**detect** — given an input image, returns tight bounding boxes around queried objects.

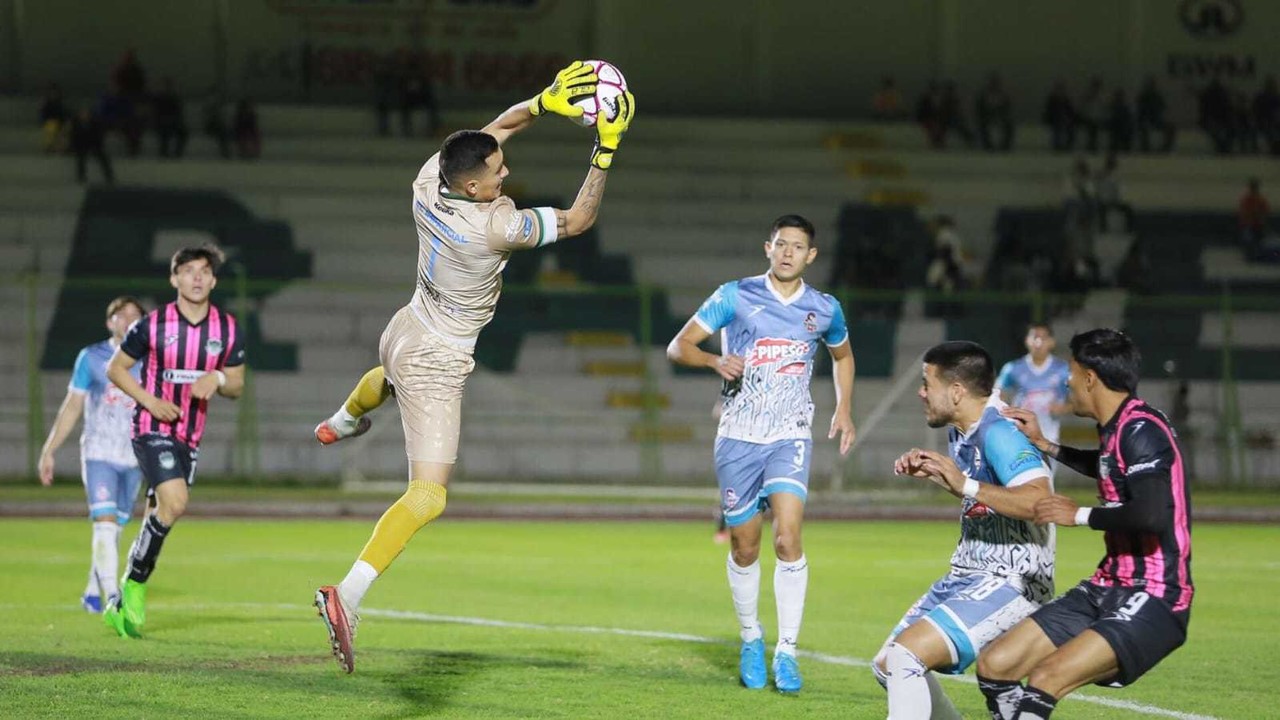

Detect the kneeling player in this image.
[976,329,1193,719]
[876,342,1054,719]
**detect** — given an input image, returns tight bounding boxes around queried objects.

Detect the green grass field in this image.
[0,519,1274,719]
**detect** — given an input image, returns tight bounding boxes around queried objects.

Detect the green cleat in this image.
[102,597,129,638]
[120,579,147,638]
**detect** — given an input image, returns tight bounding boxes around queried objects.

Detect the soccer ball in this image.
[572,60,628,128]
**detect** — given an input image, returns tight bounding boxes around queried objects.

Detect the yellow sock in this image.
[357,480,447,573]
[343,366,392,418]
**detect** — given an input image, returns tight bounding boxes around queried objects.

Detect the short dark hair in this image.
[770,214,816,246]
[1069,328,1141,394]
[170,243,226,275]
[1027,322,1053,336]
[105,295,144,320]
[923,341,995,396]
[439,130,500,189]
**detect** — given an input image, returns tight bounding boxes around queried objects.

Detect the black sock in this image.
[977,675,1024,720]
[126,513,172,583]
[1015,685,1058,720]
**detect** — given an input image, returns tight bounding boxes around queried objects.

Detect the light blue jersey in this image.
[995,354,1070,443]
[69,339,140,468]
[695,275,848,444]
[948,397,1055,603]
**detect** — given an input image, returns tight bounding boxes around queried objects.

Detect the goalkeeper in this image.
[313,61,635,674]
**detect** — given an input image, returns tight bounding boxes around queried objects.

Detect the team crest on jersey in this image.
[206,338,224,356]
[803,312,817,333]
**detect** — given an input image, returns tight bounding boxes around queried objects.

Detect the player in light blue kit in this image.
[996,323,1070,475]
[38,296,145,613]
[668,215,857,694]
[875,341,1055,719]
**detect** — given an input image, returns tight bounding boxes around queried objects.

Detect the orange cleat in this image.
[314,416,372,446]
[314,585,358,673]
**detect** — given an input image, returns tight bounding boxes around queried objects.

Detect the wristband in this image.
[216,370,227,387]
[962,478,980,499]
[1074,507,1092,527]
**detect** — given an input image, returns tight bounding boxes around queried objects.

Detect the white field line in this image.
[22,600,1213,720]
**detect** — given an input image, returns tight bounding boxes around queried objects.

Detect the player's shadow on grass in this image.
[0,652,149,676]
[381,649,583,717]
[684,639,739,680]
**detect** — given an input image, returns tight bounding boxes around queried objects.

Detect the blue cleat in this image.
[773,653,803,694]
[739,634,767,689]
[81,594,101,613]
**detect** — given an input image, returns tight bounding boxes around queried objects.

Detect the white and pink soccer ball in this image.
[572,59,628,128]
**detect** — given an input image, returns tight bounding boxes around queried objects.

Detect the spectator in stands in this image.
[1252,76,1280,155]
[916,81,945,148]
[96,82,142,157]
[1042,80,1075,152]
[112,49,147,104]
[202,93,231,159]
[925,243,965,317]
[1075,77,1104,153]
[153,78,188,159]
[1095,154,1134,233]
[1136,76,1175,153]
[939,81,975,148]
[1106,89,1134,155]
[1062,159,1098,274]
[233,98,261,159]
[69,108,114,184]
[976,72,1014,151]
[399,53,441,137]
[1199,77,1235,154]
[39,82,69,153]
[1238,177,1270,254]
[1233,90,1259,154]
[373,55,397,137]
[871,76,905,120]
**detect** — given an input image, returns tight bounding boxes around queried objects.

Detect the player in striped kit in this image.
[667,215,857,694]
[977,329,1194,720]
[38,296,145,614]
[102,244,246,638]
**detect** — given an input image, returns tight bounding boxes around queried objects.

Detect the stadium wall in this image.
[1,0,1276,121]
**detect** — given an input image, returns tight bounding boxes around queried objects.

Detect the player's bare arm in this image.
[481,60,599,144]
[190,364,245,401]
[1001,405,1102,478]
[666,318,744,382]
[37,390,86,486]
[827,339,856,455]
[897,448,1051,521]
[107,347,180,422]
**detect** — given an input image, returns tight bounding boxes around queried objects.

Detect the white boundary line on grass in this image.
[155,601,1216,720]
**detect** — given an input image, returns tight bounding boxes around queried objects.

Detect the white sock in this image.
[84,566,98,597]
[91,522,121,599]
[726,554,762,642]
[330,407,359,434]
[337,559,379,611]
[925,671,963,720]
[774,554,808,656]
[885,642,932,720]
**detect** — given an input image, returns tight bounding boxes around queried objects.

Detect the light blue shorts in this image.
[884,569,1040,673]
[83,460,143,524]
[713,437,812,527]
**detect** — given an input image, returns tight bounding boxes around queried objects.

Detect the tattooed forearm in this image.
[563,167,609,237]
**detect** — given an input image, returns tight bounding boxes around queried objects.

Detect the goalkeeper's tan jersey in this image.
[406,153,556,351]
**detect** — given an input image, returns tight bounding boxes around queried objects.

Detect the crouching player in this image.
[876,341,1055,719]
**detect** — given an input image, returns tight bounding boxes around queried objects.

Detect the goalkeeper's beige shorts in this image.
[379,306,475,464]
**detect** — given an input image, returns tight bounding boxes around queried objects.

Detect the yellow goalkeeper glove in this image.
[529,61,597,118]
[591,90,635,170]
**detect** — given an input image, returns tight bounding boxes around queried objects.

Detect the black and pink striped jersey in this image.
[1089,396,1194,614]
[119,302,245,449]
